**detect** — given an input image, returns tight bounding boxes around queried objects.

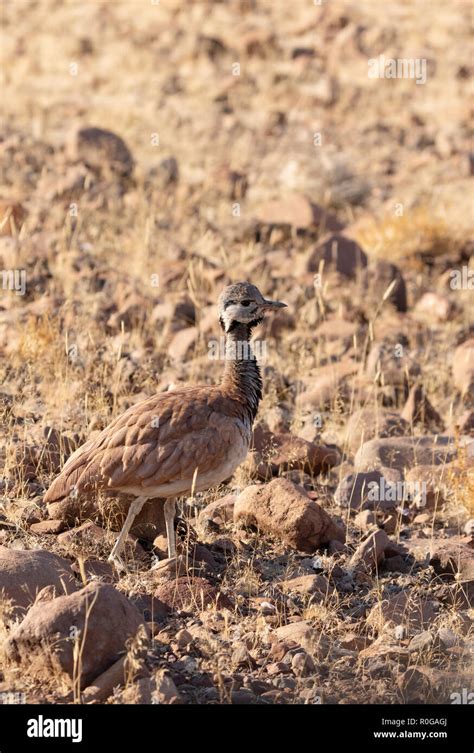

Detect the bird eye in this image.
[241,300,252,306]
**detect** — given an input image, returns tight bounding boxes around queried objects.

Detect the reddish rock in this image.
[350,529,393,571]
[429,536,474,581]
[254,194,342,232]
[4,582,146,688]
[197,494,236,531]
[306,233,367,278]
[278,574,332,597]
[455,410,474,435]
[151,295,195,330]
[414,292,454,322]
[253,431,340,479]
[68,126,134,178]
[0,546,78,619]
[365,341,420,392]
[154,577,232,612]
[404,465,450,510]
[57,520,146,560]
[296,361,356,409]
[401,383,443,429]
[354,510,377,530]
[367,592,437,631]
[354,436,458,473]
[334,470,399,511]
[274,621,314,648]
[366,260,407,312]
[453,339,474,401]
[358,636,410,664]
[168,326,198,361]
[344,408,409,454]
[47,494,165,543]
[30,519,66,535]
[234,478,345,552]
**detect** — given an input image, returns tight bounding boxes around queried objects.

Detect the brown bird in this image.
[44,282,286,568]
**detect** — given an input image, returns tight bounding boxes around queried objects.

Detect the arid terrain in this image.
[0,0,472,706]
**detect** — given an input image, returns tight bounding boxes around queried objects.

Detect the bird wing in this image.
[43,386,250,503]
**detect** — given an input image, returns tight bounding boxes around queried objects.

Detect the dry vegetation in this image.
[0,0,472,706]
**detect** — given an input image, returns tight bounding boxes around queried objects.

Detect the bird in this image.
[43,282,287,569]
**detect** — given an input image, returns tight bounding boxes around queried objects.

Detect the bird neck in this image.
[221,322,262,425]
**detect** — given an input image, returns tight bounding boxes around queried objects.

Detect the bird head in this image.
[218,281,287,333]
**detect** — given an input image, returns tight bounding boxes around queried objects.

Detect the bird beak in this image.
[262,298,287,310]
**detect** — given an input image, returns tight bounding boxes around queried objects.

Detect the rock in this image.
[128,592,169,622]
[153,577,232,612]
[429,536,474,581]
[232,643,255,669]
[296,359,358,409]
[68,126,134,178]
[255,432,340,478]
[82,655,148,703]
[414,292,454,322]
[0,546,78,619]
[401,383,443,429]
[306,234,367,278]
[148,156,179,189]
[234,478,345,552]
[354,436,458,474]
[4,582,146,688]
[437,627,462,649]
[334,470,399,511]
[197,494,236,531]
[47,494,166,543]
[398,666,433,701]
[339,633,371,652]
[358,635,410,665]
[367,592,437,631]
[278,574,332,597]
[344,408,409,454]
[152,534,169,559]
[168,326,198,361]
[115,676,153,704]
[383,554,409,573]
[72,558,116,583]
[354,510,377,530]
[365,341,420,394]
[408,630,437,653]
[314,318,359,345]
[366,260,407,312]
[57,521,146,560]
[30,519,66,535]
[453,338,474,402]
[152,669,181,704]
[291,650,316,676]
[274,621,321,653]
[456,410,474,435]
[404,465,449,510]
[254,194,342,232]
[349,529,393,571]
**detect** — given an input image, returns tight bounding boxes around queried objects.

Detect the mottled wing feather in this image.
[44,386,249,503]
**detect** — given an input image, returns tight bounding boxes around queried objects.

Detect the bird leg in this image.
[108,495,147,567]
[163,497,176,559]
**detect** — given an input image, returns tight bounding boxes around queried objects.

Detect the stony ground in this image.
[0,0,472,706]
